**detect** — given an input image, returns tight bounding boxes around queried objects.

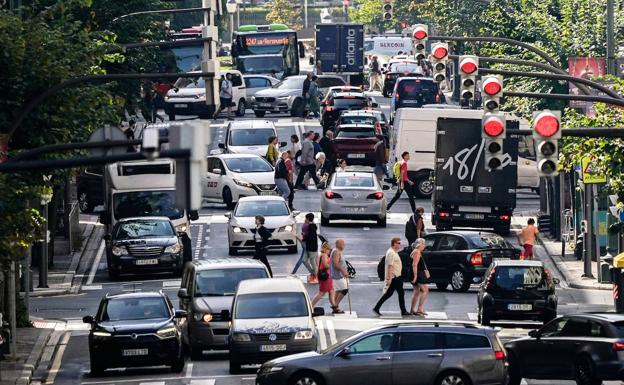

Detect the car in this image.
[332,124,383,167]
[203,154,277,210]
[77,166,103,213]
[390,77,445,123]
[477,260,559,326]
[257,321,508,385]
[320,85,363,105]
[177,258,270,359]
[335,110,387,140]
[83,292,186,375]
[164,70,247,120]
[504,313,624,385]
[226,196,298,255]
[320,92,375,132]
[382,60,424,97]
[104,217,185,279]
[251,74,346,117]
[217,119,285,157]
[229,277,324,373]
[243,74,280,97]
[321,171,388,227]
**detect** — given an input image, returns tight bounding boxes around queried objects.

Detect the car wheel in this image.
[254,111,266,117]
[414,176,434,198]
[574,355,602,385]
[223,187,235,210]
[236,99,246,116]
[168,113,176,121]
[436,370,471,385]
[107,268,119,281]
[288,245,298,254]
[290,372,324,385]
[291,98,304,117]
[321,216,330,226]
[229,359,242,374]
[507,352,523,385]
[78,191,94,213]
[171,354,185,373]
[90,357,105,376]
[377,216,387,227]
[450,268,470,292]
[435,283,448,291]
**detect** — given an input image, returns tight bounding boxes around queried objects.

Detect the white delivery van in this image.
[391,107,534,198]
[364,36,413,57]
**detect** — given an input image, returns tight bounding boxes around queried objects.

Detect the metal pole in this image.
[607,0,616,75]
[560,174,565,258]
[39,203,49,288]
[8,261,16,358]
[304,0,308,28]
[230,14,234,43]
[583,184,594,278]
[594,184,602,281]
[22,247,31,315]
[236,6,240,29]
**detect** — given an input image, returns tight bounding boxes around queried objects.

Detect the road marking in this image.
[185,362,194,378]
[81,284,103,291]
[467,312,478,321]
[162,280,181,288]
[190,380,215,385]
[316,319,328,350]
[45,331,71,384]
[326,319,337,345]
[139,382,165,385]
[424,311,448,320]
[87,240,105,285]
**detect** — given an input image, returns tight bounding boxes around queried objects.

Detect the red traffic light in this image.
[459,58,478,74]
[482,77,502,96]
[432,45,448,60]
[533,111,560,137]
[483,116,505,137]
[413,28,427,40]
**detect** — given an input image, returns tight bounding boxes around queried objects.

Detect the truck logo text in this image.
[442,140,512,181]
[345,28,356,66]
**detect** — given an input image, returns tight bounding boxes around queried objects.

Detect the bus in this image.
[231,24,303,79]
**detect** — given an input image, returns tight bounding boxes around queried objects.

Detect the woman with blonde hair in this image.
[410,238,429,316]
[310,242,335,308]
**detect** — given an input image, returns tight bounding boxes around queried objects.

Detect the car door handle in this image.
[375,356,391,361]
[427,353,443,357]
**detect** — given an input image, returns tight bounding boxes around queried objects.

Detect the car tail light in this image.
[484,267,495,289]
[494,350,506,360]
[367,192,384,200]
[613,342,624,351]
[438,211,449,217]
[325,191,342,199]
[470,252,483,266]
[499,215,510,221]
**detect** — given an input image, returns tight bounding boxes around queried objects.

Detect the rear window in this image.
[443,333,490,349]
[389,63,422,73]
[334,98,368,108]
[339,116,377,125]
[397,80,438,99]
[334,174,375,187]
[494,266,546,290]
[336,129,376,139]
[468,235,511,249]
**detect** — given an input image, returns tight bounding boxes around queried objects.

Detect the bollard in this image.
[610,267,624,313]
[601,248,614,283]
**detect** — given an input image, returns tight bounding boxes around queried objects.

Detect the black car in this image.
[77,167,103,213]
[105,217,185,279]
[382,61,424,97]
[320,92,375,133]
[83,292,186,375]
[378,231,520,292]
[505,313,624,385]
[477,260,558,325]
[390,77,445,123]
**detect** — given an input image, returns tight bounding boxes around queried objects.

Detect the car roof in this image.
[238,195,287,202]
[213,153,263,159]
[243,74,278,80]
[334,170,375,177]
[117,216,172,223]
[428,230,501,238]
[492,259,543,267]
[105,291,165,300]
[340,110,378,117]
[570,313,624,322]
[189,258,268,270]
[237,277,305,294]
[329,86,361,91]
[228,120,276,130]
[334,92,366,98]
[376,320,492,334]
[397,76,435,83]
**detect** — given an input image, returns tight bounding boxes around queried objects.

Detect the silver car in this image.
[320,170,388,227]
[257,321,509,385]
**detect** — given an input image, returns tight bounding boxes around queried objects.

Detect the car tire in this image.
[574,355,602,385]
[450,268,471,292]
[377,216,387,227]
[291,98,304,117]
[321,216,330,226]
[289,371,324,385]
[171,354,185,373]
[414,176,434,198]
[288,245,298,254]
[507,352,523,385]
[229,359,242,374]
[169,113,176,121]
[182,235,192,263]
[78,191,95,213]
[435,283,448,291]
[223,187,235,210]
[435,370,471,385]
[254,111,266,117]
[236,99,246,117]
[108,268,119,281]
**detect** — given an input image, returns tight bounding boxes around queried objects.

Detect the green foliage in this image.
[349,0,393,33]
[266,0,302,30]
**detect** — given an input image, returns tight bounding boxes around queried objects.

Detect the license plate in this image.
[174,104,187,108]
[135,259,158,266]
[347,153,365,158]
[259,103,272,107]
[508,304,532,311]
[123,348,148,356]
[259,191,277,196]
[346,207,365,212]
[464,213,484,220]
[260,344,287,352]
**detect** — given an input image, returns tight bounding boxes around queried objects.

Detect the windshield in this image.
[334,98,368,108]
[171,46,202,72]
[229,128,275,146]
[334,174,375,187]
[494,266,547,290]
[100,297,170,321]
[235,200,290,216]
[397,80,438,101]
[275,77,305,89]
[113,191,183,220]
[235,292,308,319]
[469,235,511,249]
[389,63,421,73]
[238,56,284,74]
[224,157,273,173]
[234,32,294,55]
[174,76,205,89]
[195,268,268,296]
[339,116,377,125]
[114,220,175,239]
[336,129,376,139]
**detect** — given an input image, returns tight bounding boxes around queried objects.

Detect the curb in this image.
[14,329,52,385]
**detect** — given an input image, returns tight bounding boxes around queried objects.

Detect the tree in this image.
[349,0,393,33]
[266,0,302,30]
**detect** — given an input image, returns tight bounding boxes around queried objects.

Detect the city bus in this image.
[231,24,303,79]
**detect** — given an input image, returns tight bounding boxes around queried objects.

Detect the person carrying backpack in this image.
[387,151,416,213]
[405,207,426,246]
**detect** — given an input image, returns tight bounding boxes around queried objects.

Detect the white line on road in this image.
[162,280,181,288]
[326,319,337,345]
[316,319,327,350]
[185,362,194,378]
[467,313,478,321]
[139,382,165,385]
[190,380,215,385]
[45,331,71,384]
[87,240,105,285]
[81,284,103,291]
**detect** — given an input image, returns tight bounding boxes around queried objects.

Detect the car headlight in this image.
[156,326,177,339]
[278,96,290,100]
[194,93,206,99]
[250,96,256,102]
[278,225,293,232]
[294,330,314,340]
[233,178,254,188]
[231,332,251,342]
[194,313,213,322]
[232,226,248,233]
[93,330,112,338]
[262,366,284,373]
[164,243,181,253]
[111,246,128,256]
[175,224,188,233]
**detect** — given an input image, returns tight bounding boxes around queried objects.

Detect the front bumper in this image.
[89,335,181,368]
[230,185,278,202]
[109,252,183,273]
[256,369,291,385]
[188,320,230,348]
[228,228,297,252]
[230,339,317,365]
[321,197,386,220]
[164,100,214,116]
[251,98,292,113]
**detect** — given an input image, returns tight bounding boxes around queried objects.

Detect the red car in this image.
[332,124,383,166]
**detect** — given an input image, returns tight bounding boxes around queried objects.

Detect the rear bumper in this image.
[483,298,557,320]
[433,210,512,229]
[164,101,214,116]
[334,150,376,165]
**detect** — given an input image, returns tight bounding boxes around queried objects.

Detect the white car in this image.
[218,119,285,157]
[226,196,298,255]
[203,154,277,209]
[243,75,279,98]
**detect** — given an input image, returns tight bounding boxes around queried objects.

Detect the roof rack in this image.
[381,320,480,329]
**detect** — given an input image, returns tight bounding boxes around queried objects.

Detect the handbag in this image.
[317,257,329,281]
[421,256,431,280]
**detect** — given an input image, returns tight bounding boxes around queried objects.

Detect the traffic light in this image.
[411,24,428,60]
[532,110,561,177]
[430,42,449,83]
[459,55,478,100]
[481,75,503,112]
[482,112,506,171]
[382,0,393,21]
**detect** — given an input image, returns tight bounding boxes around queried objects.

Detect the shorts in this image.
[333,277,348,292]
[523,244,534,258]
[220,97,232,107]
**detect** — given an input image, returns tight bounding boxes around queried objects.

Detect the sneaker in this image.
[372,308,382,316]
[401,311,412,316]
[307,275,318,284]
[332,308,345,314]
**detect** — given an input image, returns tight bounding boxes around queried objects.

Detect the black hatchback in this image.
[477,260,559,326]
[83,292,186,375]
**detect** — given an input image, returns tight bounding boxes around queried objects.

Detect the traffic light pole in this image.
[583,184,595,278]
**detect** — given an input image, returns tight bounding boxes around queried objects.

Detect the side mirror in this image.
[82,315,94,324]
[218,143,225,149]
[528,329,540,339]
[188,210,199,221]
[382,185,390,191]
[177,288,190,299]
[224,212,232,219]
[174,309,187,318]
[312,307,325,317]
[103,234,111,241]
[99,212,110,225]
[280,141,287,148]
[220,309,231,321]
[212,168,222,175]
[337,347,352,358]
[553,278,560,285]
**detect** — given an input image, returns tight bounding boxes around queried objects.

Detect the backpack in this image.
[392,161,401,181]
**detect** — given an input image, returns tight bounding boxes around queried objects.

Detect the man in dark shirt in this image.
[374,135,386,182]
[319,130,336,173]
[302,72,313,98]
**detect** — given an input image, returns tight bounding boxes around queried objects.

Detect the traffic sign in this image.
[581,156,607,184]
[88,125,130,157]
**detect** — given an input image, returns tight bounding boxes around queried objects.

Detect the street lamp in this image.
[226,0,238,44]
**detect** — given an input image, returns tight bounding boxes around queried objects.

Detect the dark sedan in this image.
[382,61,424,97]
[332,125,381,166]
[83,292,186,375]
[320,92,375,133]
[105,217,184,279]
[505,313,624,385]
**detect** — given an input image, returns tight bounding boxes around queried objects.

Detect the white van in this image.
[391,107,535,198]
[364,36,413,57]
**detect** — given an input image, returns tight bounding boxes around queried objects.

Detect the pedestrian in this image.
[368,56,382,92]
[410,238,429,316]
[405,207,426,247]
[285,150,296,210]
[313,59,323,76]
[373,135,387,183]
[306,75,320,119]
[319,130,336,173]
[213,73,234,120]
[336,158,347,172]
[294,131,321,189]
[330,239,348,314]
[298,213,319,283]
[386,151,417,213]
[251,215,273,277]
[373,237,410,317]
[311,242,334,308]
[315,152,332,189]
[265,135,279,166]
[304,132,323,187]
[125,119,137,153]
[518,218,539,260]
[274,151,291,200]
[302,72,313,117]
[289,134,302,158]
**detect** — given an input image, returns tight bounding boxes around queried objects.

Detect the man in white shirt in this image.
[373,237,409,316]
[213,73,234,120]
